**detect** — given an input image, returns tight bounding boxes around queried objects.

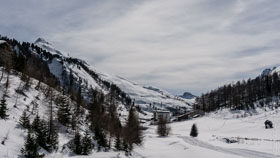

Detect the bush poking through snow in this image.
[157,117,171,137]
[190,124,198,137]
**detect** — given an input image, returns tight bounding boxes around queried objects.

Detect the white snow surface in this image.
[0,40,6,44]
[1,69,280,158]
[271,66,280,75]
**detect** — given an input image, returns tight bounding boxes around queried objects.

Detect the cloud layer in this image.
[1,0,280,95]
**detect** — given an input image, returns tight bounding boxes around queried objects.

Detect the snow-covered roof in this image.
[0,40,6,45]
[153,110,170,113]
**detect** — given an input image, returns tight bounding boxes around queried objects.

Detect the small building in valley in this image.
[153,110,171,122]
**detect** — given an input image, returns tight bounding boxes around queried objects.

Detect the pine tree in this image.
[114,133,122,151]
[123,107,143,152]
[72,132,83,154]
[47,120,59,152]
[71,114,77,131]
[75,86,83,117]
[21,130,44,158]
[32,115,42,133]
[190,123,198,137]
[19,111,30,129]
[47,93,59,152]
[81,130,94,155]
[57,95,71,127]
[0,94,9,119]
[121,138,129,155]
[94,125,108,151]
[32,115,48,151]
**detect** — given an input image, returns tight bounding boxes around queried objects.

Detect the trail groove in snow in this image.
[180,136,280,158]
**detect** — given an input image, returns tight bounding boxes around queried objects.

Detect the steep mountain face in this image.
[34,38,65,56]
[33,38,193,112]
[180,92,196,100]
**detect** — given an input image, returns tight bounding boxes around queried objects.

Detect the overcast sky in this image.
[1,0,280,95]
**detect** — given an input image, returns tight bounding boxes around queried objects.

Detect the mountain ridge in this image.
[33,38,193,112]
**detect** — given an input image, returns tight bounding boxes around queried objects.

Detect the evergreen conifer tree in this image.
[123,106,143,152]
[47,121,59,152]
[57,95,71,126]
[190,123,198,137]
[32,115,48,151]
[81,130,94,155]
[0,94,9,119]
[21,130,44,158]
[46,92,59,152]
[122,138,129,155]
[19,111,30,129]
[94,125,108,151]
[114,133,122,151]
[71,114,77,131]
[72,132,82,154]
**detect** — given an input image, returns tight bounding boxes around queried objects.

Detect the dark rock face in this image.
[180,92,196,99]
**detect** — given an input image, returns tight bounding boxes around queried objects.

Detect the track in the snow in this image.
[180,136,280,158]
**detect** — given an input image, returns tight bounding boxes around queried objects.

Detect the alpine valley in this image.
[1,35,280,158]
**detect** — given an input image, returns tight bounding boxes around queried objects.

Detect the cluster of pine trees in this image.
[88,88,143,155]
[195,72,280,112]
[20,113,59,156]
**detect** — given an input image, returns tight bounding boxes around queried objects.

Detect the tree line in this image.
[195,71,280,112]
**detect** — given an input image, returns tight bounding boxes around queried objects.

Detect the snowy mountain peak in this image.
[34,37,50,45]
[260,66,278,77]
[180,92,196,99]
[34,38,65,56]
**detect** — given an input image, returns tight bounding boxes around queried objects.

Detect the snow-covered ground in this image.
[1,68,280,158]
[0,40,6,44]
[134,108,280,158]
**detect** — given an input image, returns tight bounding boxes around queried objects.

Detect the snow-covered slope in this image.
[96,70,193,110]
[134,106,280,158]
[260,66,280,77]
[34,38,193,112]
[0,40,6,45]
[0,69,68,157]
[0,68,131,158]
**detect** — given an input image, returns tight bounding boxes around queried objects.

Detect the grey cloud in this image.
[1,0,280,95]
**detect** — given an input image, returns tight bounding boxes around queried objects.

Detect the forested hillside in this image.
[195,69,280,112]
[0,36,143,157]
